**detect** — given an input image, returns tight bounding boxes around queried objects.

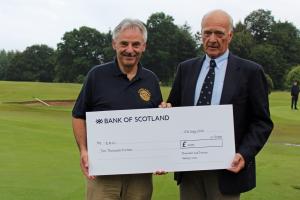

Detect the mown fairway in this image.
[0,81,299,200]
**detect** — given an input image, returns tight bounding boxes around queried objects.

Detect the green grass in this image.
[241,92,300,200]
[0,81,300,200]
[0,81,81,102]
[268,92,300,144]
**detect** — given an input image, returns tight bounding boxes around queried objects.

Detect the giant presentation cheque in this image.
[86,105,235,176]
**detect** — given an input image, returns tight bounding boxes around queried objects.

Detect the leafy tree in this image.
[143,12,197,85]
[143,12,178,84]
[176,24,198,66]
[249,44,287,89]
[244,9,275,42]
[0,50,16,80]
[230,27,255,59]
[55,26,112,82]
[286,66,300,88]
[265,74,274,94]
[239,10,300,89]
[102,30,115,63]
[0,50,7,79]
[194,31,203,56]
[6,45,55,82]
[234,21,247,33]
[269,21,300,66]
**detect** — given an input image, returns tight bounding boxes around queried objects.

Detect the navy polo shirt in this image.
[72,60,163,119]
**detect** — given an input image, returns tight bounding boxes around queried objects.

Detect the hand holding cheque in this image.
[158,102,244,174]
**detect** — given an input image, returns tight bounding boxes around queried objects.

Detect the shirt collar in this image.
[112,58,143,81]
[204,49,229,69]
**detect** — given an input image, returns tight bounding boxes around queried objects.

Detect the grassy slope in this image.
[0,105,82,199]
[0,81,81,199]
[0,81,81,102]
[242,91,300,200]
[0,81,299,200]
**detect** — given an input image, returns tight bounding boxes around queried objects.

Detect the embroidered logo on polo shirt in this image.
[138,88,151,102]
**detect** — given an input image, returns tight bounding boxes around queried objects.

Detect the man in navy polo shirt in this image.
[72,18,162,200]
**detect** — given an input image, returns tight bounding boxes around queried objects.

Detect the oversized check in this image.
[86,105,235,176]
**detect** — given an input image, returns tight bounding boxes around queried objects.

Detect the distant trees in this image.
[0,50,16,80]
[286,66,300,88]
[5,45,55,82]
[143,12,197,84]
[244,9,275,42]
[269,21,300,66]
[230,22,255,60]
[230,9,300,89]
[55,26,113,82]
[1,9,300,89]
[265,74,274,94]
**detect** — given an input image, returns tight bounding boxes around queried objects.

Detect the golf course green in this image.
[0,81,299,200]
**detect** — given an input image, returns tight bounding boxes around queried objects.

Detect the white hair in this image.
[112,18,147,42]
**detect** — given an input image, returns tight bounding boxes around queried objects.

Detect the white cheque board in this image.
[86,105,235,176]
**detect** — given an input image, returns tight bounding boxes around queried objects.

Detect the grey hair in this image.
[112,18,147,42]
[201,9,234,31]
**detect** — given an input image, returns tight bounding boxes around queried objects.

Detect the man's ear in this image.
[112,40,116,50]
[228,31,233,43]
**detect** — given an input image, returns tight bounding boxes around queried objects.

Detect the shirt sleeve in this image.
[72,72,93,119]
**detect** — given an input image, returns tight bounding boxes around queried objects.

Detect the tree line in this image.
[1,9,300,89]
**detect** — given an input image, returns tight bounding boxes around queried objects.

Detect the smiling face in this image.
[112,27,146,71]
[201,10,233,59]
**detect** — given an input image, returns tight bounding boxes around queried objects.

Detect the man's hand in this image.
[159,101,172,108]
[80,150,96,180]
[227,153,245,173]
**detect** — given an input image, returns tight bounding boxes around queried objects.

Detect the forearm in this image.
[72,117,88,153]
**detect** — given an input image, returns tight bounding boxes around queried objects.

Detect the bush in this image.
[75,74,86,83]
[265,74,274,94]
[286,66,300,89]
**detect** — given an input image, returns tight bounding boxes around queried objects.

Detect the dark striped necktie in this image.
[197,59,216,105]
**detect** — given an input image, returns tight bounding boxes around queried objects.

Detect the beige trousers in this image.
[86,174,152,200]
[180,171,240,200]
